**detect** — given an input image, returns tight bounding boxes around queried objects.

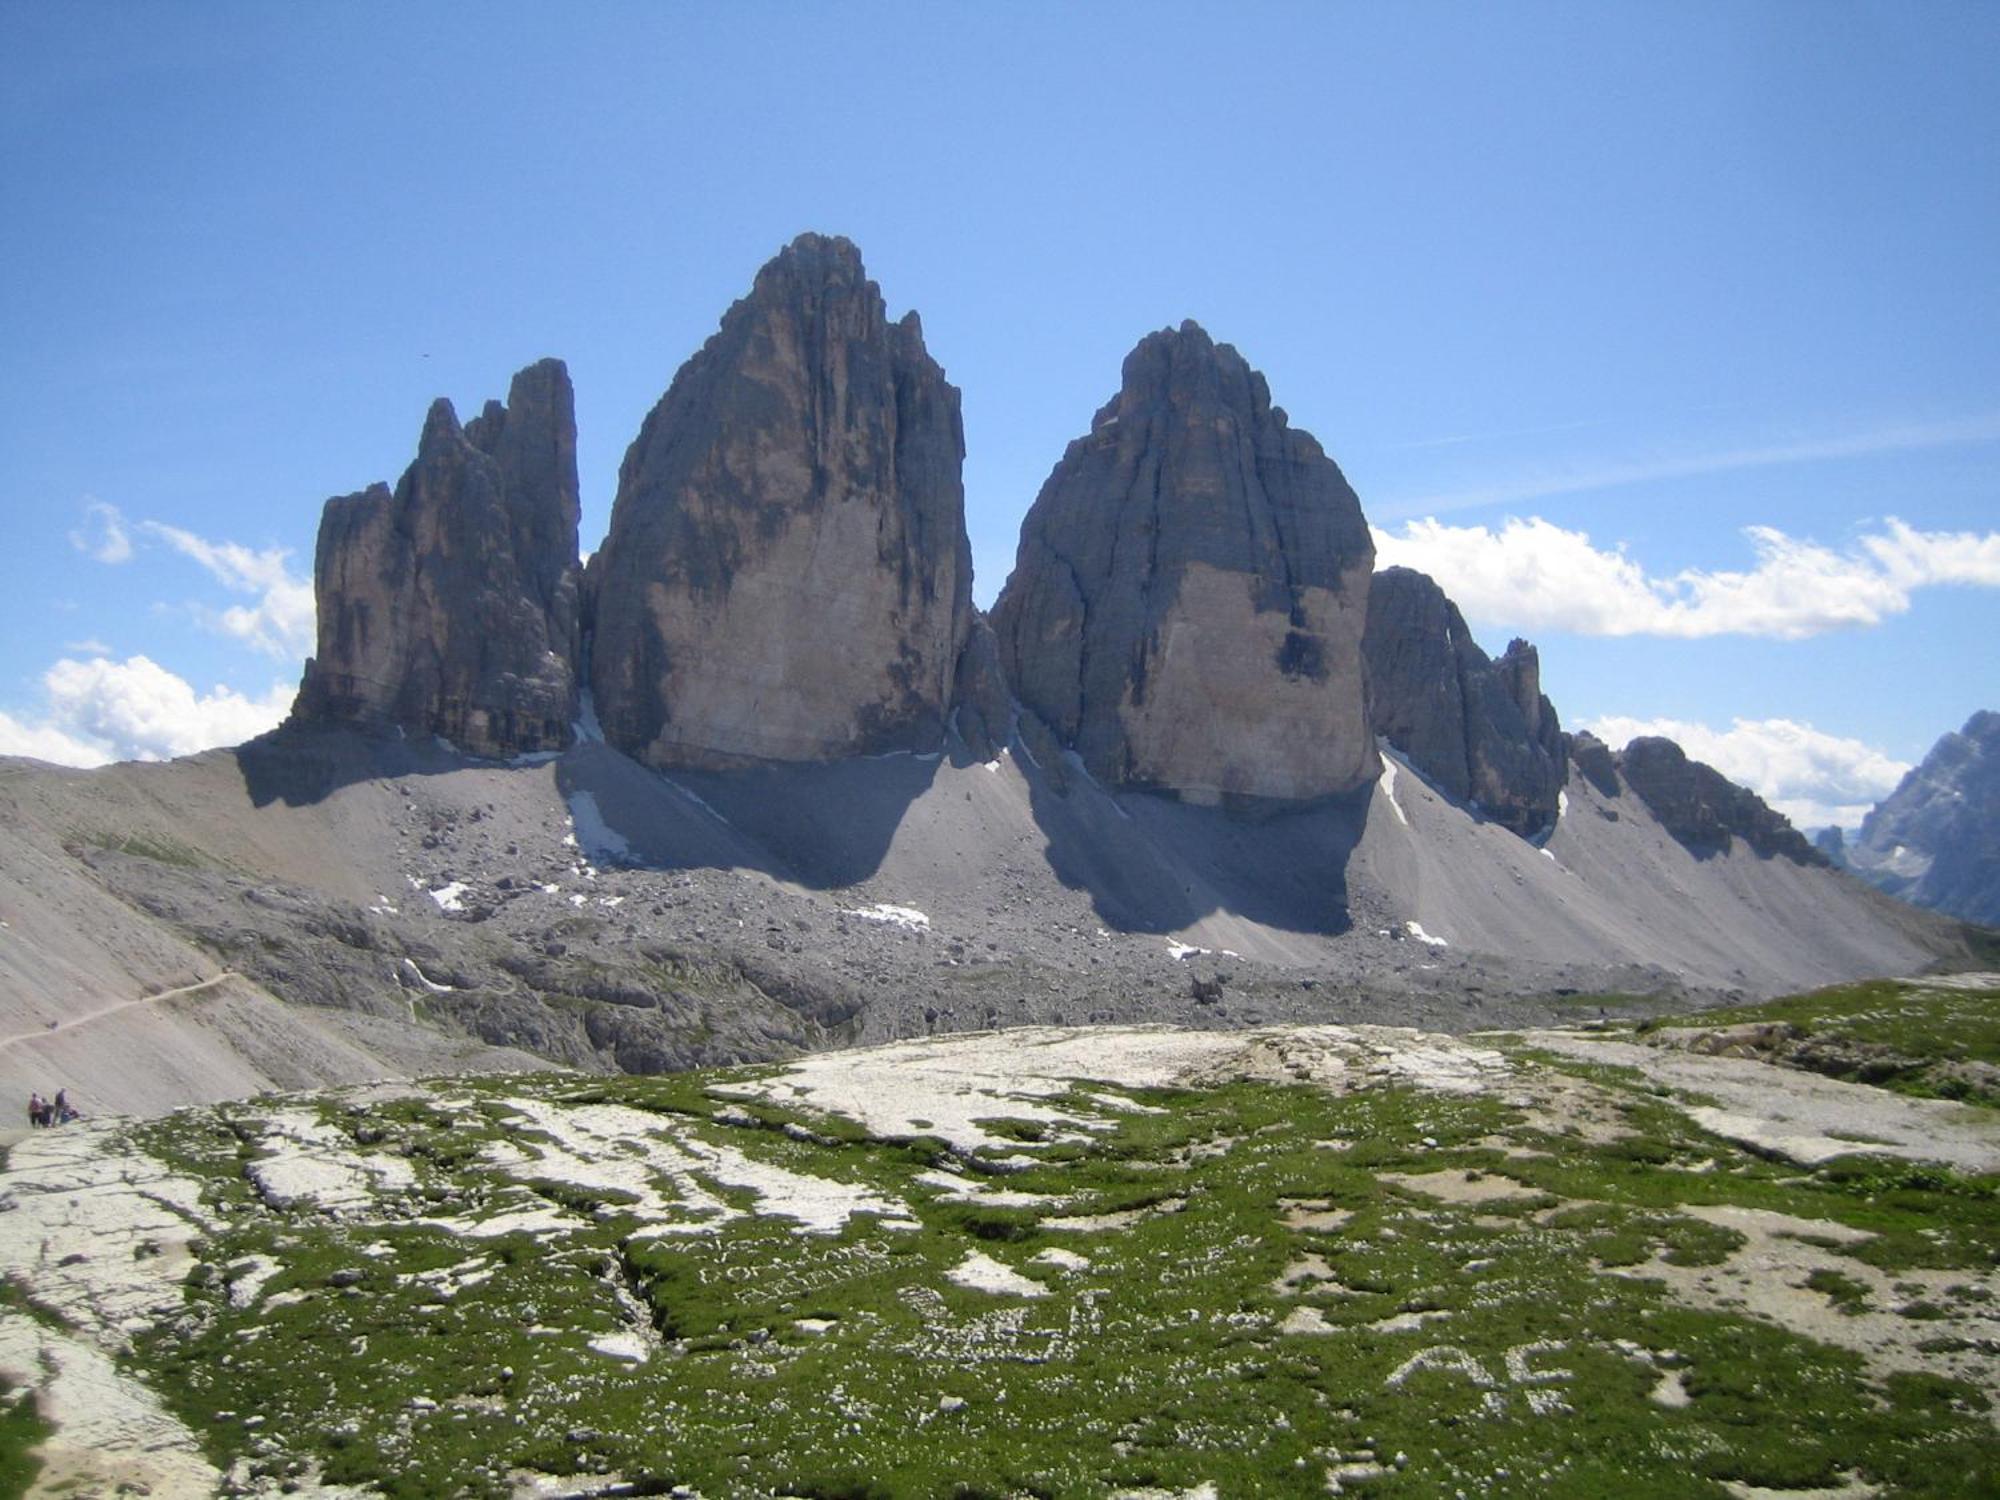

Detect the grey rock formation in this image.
[1569,730,1623,799]
[1618,736,1823,864]
[292,359,582,758]
[1363,567,1567,838]
[1842,710,2000,924]
[951,614,1014,762]
[587,233,972,769]
[991,322,1376,805]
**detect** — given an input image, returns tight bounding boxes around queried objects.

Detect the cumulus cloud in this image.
[1373,515,2000,639]
[139,521,316,658]
[1580,714,1911,830]
[0,655,292,768]
[68,499,133,564]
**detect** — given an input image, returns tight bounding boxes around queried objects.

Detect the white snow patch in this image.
[1405,920,1448,947]
[846,903,931,932]
[1377,753,1410,826]
[428,881,468,912]
[1166,941,1211,961]
[568,893,588,907]
[401,958,454,993]
[367,895,400,916]
[566,789,632,863]
[1557,788,1570,821]
[946,1250,1048,1298]
[540,882,560,895]
[572,687,606,744]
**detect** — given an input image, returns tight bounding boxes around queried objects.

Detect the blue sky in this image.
[2,1,1995,827]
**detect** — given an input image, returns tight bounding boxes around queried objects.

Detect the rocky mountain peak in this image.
[290,357,582,758]
[991,322,1377,805]
[587,234,972,768]
[1841,708,2000,923]
[1363,568,1567,839]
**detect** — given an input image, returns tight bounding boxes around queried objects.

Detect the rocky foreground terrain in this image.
[3,974,1996,1498]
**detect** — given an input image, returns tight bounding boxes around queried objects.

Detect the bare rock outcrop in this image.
[1364,566,1567,838]
[990,322,1376,805]
[587,234,972,768]
[1839,709,2000,924]
[291,359,582,757]
[1618,735,1824,864]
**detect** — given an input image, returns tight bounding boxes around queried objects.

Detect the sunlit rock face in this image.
[1839,711,2000,924]
[587,233,973,769]
[991,322,1377,805]
[1364,566,1567,839]
[292,359,582,757]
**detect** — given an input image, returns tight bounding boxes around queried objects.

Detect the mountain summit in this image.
[586,233,974,769]
[290,358,582,757]
[992,322,1377,805]
[1833,710,2000,924]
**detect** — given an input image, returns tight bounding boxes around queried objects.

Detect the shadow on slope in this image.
[1021,751,1366,937]
[553,741,946,888]
[235,726,492,807]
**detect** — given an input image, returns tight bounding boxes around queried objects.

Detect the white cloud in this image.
[68,499,133,564]
[1373,514,2000,640]
[0,655,292,768]
[1580,714,1911,830]
[139,520,316,659]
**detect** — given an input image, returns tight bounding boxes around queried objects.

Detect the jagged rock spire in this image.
[291,358,582,757]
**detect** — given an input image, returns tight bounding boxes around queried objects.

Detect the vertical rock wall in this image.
[291,359,582,758]
[587,234,973,768]
[1363,567,1567,838]
[991,322,1377,804]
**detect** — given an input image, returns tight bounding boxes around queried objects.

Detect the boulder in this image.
[291,359,581,757]
[991,322,1376,805]
[1362,567,1567,838]
[587,233,972,768]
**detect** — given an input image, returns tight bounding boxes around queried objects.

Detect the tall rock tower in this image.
[291,358,582,758]
[588,234,973,768]
[1363,566,1567,838]
[991,322,1377,804]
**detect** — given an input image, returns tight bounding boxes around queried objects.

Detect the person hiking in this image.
[52,1088,74,1125]
[28,1092,45,1128]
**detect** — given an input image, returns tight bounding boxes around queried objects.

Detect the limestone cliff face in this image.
[1364,567,1567,838]
[587,234,973,768]
[291,359,582,757]
[1841,710,2000,923]
[1618,736,1823,864]
[990,322,1376,804]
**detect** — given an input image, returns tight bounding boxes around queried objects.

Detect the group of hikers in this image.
[26,1089,78,1128]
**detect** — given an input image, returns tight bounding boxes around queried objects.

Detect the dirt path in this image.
[0,971,240,1052]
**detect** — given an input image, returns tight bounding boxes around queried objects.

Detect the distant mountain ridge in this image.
[1821,710,2000,925]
